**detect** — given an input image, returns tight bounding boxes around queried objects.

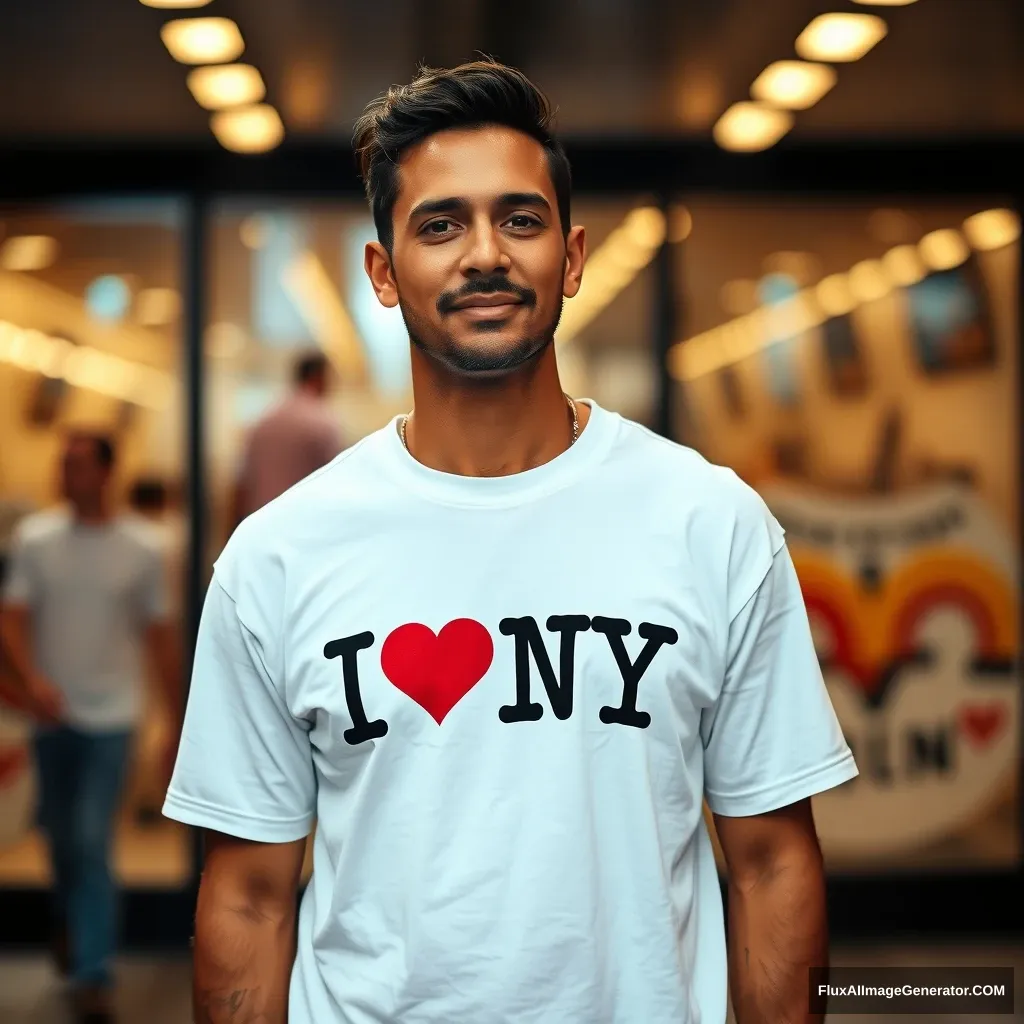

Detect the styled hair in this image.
[294,351,329,386]
[353,60,572,252]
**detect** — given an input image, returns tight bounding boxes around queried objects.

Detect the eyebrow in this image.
[408,192,552,222]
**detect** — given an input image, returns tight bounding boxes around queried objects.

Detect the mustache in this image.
[436,276,537,315]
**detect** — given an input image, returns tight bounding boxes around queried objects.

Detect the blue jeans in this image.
[33,725,132,988]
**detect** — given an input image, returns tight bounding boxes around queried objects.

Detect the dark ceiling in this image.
[0,0,1022,143]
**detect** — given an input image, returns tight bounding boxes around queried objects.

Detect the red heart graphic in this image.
[958,702,1007,749]
[381,619,494,725]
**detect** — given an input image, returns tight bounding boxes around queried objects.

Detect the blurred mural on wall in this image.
[676,199,1021,872]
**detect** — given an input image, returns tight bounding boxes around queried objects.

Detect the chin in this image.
[441,332,551,376]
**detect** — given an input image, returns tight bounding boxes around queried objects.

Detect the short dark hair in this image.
[129,478,167,512]
[294,351,328,386]
[68,430,115,470]
[353,60,572,252]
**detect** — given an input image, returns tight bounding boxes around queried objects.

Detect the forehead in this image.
[65,437,96,460]
[394,125,555,215]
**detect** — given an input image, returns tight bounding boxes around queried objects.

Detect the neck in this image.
[403,344,589,478]
[73,499,111,525]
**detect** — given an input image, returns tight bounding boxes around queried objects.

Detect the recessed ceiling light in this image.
[160,18,245,65]
[750,61,837,110]
[963,209,1021,252]
[919,229,969,271]
[882,244,926,286]
[211,104,285,154]
[139,0,213,8]
[0,235,59,271]
[713,102,793,152]
[796,13,888,62]
[187,64,266,109]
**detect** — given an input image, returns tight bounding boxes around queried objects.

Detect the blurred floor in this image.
[0,816,189,888]
[0,945,1020,1023]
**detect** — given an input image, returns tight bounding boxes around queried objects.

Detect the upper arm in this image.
[198,829,306,923]
[713,799,823,891]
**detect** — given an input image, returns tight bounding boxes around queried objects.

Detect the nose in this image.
[459,217,511,277]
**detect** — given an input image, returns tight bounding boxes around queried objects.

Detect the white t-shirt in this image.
[3,508,169,732]
[164,400,857,1024]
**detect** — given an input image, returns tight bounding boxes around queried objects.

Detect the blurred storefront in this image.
[0,132,1020,949]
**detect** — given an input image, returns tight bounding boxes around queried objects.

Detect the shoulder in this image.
[607,415,785,609]
[609,416,775,525]
[113,515,168,558]
[10,507,70,548]
[216,427,386,591]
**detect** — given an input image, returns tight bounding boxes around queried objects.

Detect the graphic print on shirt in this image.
[325,615,680,745]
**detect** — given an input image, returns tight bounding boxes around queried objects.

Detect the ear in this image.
[562,225,586,300]
[364,242,399,308]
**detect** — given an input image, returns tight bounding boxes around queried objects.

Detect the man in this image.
[0,432,178,1024]
[165,62,857,1024]
[230,350,345,527]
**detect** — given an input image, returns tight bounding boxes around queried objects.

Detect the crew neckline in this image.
[377,398,620,508]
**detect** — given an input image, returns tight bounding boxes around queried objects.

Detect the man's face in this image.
[365,125,585,377]
[61,436,109,506]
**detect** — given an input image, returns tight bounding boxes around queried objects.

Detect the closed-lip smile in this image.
[451,293,523,310]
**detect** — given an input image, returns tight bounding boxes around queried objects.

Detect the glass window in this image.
[674,198,1021,873]
[0,198,190,890]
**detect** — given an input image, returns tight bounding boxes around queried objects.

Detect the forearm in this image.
[193,899,297,1024]
[728,854,829,1024]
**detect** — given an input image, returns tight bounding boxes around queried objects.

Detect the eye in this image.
[505,213,541,230]
[423,219,459,236]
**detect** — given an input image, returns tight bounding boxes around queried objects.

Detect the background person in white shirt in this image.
[0,431,179,1024]
[165,61,857,1024]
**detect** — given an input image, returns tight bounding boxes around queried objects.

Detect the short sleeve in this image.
[162,574,316,843]
[2,527,36,606]
[701,543,858,817]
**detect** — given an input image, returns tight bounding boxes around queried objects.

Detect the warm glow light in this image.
[713,102,793,152]
[0,320,171,408]
[187,64,266,110]
[556,207,665,344]
[668,205,693,243]
[211,104,285,153]
[963,209,1021,252]
[883,244,926,286]
[137,287,181,327]
[919,229,969,271]
[206,322,247,359]
[848,260,891,302]
[1,235,59,272]
[795,13,888,62]
[816,273,856,317]
[139,0,213,7]
[160,18,244,65]
[750,61,837,110]
[762,250,822,285]
[239,215,268,250]
[283,252,367,381]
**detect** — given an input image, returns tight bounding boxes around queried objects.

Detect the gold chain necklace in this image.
[399,394,579,454]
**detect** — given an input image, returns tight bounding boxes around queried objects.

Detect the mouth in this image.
[450,293,524,312]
